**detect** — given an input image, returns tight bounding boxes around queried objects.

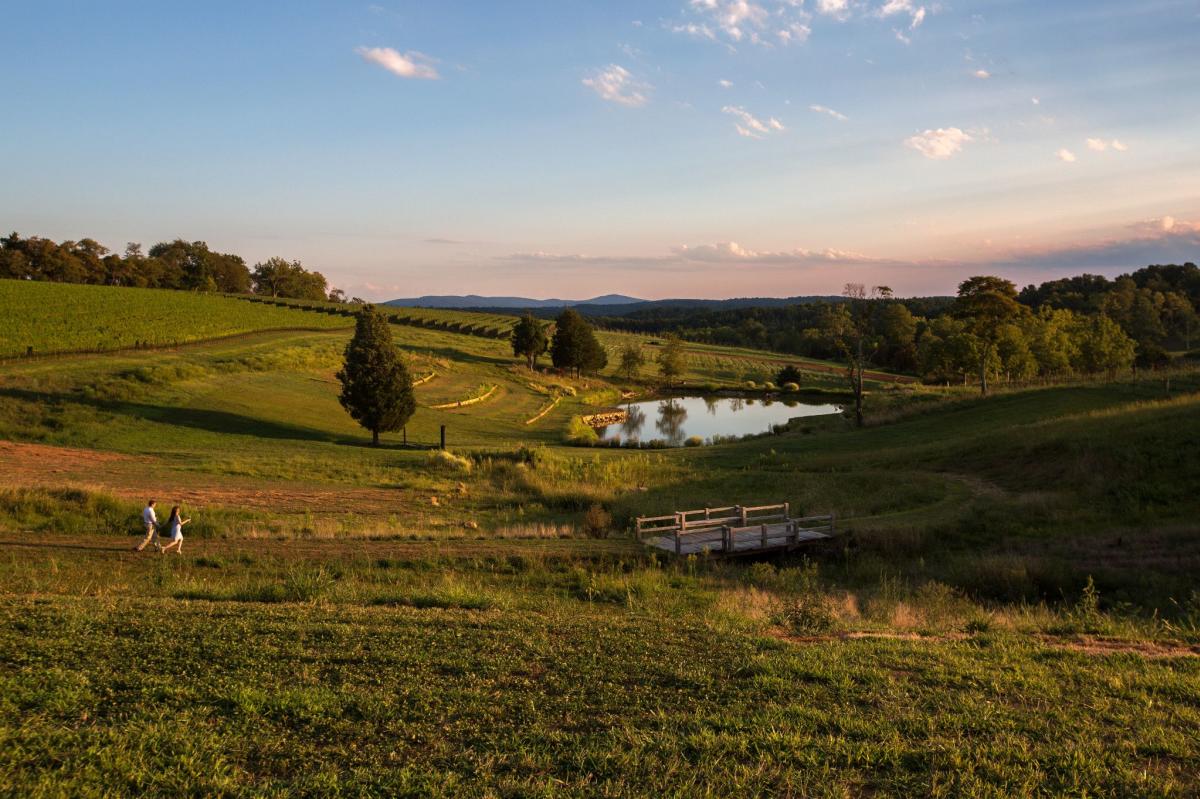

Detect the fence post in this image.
[761,523,768,548]
[740,505,747,526]
[439,425,446,450]
[722,525,730,553]
[675,528,681,556]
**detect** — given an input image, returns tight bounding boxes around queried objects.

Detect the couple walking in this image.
[134,499,191,554]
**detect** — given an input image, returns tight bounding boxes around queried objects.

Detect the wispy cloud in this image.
[1057,148,1077,163]
[582,64,651,107]
[878,0,927,30]
[1088,137,1129,153]
[973,69,991,79]
[718,79,734,88]
[498,240,883,271]
[984,216,1200,271]
[676,0,813,47]
[356,46,440,80]
[905,127,972,159]
[809,104,848,122]
[723,106,785,139]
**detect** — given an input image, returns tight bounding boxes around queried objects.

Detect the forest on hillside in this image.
[596,264,1200,382]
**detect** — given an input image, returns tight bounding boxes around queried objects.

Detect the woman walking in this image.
[159,506,191,554]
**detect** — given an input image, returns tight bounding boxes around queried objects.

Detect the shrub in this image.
[583,504,612,538]
[745,381,758,389]
[783,382,800,392]
[427,449,473,473]
[565,415,600,446]
[684,435,704,447]
[763,381,777,391]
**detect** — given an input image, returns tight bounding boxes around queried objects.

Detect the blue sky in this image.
[2,0,1198,299]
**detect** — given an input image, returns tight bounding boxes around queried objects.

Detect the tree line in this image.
[597,263,1200,383]
[0,232,349,303]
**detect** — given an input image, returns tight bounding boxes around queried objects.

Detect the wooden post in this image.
[740,505,747,526]
[722,525,729,553]
[761,523,768,548]
[675,528,681,556]
[439,425,446,450]
[830,511,836,537]
[783,502,790,521]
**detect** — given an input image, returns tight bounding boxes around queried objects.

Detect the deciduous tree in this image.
[953,276,1022,395]
[511,313,549,370]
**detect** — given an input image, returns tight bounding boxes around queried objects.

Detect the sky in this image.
[1,0,1198,301]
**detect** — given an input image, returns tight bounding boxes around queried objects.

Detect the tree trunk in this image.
[979,351,989,396]
[371,429,379,447]
[854,337,865,427]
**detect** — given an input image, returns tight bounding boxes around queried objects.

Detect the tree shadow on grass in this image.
[0,387,382,447]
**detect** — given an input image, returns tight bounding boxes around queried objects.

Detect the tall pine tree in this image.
[336,306,416,446]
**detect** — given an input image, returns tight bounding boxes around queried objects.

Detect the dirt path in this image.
[0,440,410,514]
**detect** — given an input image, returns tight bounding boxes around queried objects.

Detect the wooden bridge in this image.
[636,503,835,556]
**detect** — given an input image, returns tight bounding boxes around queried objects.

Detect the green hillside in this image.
[0,279,353,357]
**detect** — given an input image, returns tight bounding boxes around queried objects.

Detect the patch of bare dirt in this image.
[0,439,409,514]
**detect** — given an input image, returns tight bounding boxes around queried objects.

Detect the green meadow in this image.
[1,285,1199,796]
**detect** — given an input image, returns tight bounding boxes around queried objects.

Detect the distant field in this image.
[0,280,353,357]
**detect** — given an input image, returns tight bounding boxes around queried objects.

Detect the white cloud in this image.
[356,46,440,80]
[878,0,927,30]
[809,104,849,122]
[671,21,717,40]
[679,0,813,46]
[723,106,785,138]
[973,69,990,79]
[905,127,972,159]
[1088,137,1129,153]
[817,0,850,20]
[1057,148,1077,163]
[582,65,651,107]
[777,22,812,44]
[718,79,734,88]
[1031,97,1040,105]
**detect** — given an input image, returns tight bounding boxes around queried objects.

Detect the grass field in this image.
[0,279,354,357]
[2,284,1199,795]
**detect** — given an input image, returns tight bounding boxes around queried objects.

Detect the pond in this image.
[594,395,842,446]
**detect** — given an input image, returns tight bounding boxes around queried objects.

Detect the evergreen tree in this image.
[336,306,416,446]
[510,313,549,370]
[551,309,606,376]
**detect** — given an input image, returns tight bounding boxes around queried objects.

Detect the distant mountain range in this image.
[384,294,642,309]
[384,294,850,315]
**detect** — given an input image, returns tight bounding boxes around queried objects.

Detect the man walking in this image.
[135,499,160,552]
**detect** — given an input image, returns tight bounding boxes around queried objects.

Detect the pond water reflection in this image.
[595,395,841,446]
